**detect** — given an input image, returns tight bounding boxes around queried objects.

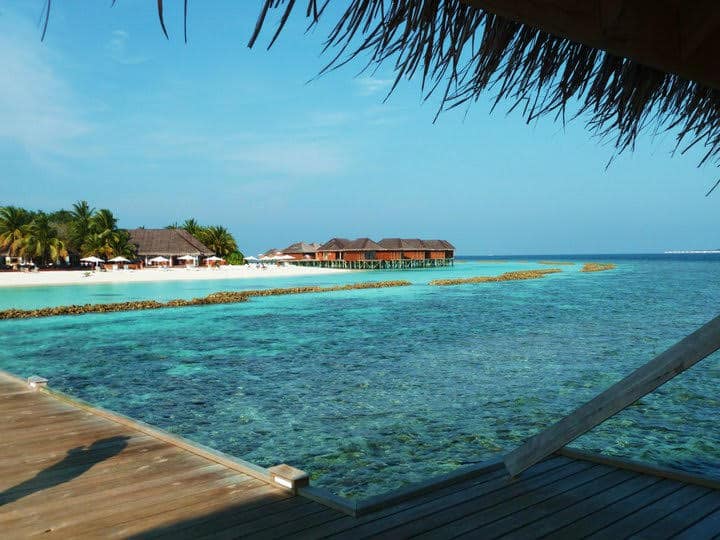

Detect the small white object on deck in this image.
[269,464,310,494]
[27,375,48,390]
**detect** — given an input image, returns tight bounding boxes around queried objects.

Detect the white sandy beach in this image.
[0,264,351,288]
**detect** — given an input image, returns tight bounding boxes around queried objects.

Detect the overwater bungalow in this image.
[379,238,456,261]
[302,237,454,269]
[280,241,320,260]
[127,228,213,267]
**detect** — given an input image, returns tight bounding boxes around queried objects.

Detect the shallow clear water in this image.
[0,259,539,310]
[0,255,718,499]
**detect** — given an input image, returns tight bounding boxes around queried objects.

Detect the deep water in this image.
[0,255,718,499]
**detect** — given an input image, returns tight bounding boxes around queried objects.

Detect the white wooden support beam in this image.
[504,313,720,477]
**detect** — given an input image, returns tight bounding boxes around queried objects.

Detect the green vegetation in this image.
[430,269,563,286]
[0,280,412,320]
[0,203,244,266]
[581,263,617,273]
[167,218,243,262]
[0,202,134,266]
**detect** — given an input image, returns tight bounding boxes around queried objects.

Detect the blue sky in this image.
[0,2,717,255]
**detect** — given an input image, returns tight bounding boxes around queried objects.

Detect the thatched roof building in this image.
[281,242,320,254]
[128,229,212,258]
[317,238,386,252]
[280,241,320,260]
[379,239,426,251]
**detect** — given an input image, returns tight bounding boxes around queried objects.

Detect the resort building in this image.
[299,237,455,269]
[280,241,320,260]
[127,228,213,267]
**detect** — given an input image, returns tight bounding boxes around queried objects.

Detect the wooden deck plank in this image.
[327,459,591,539]
[586,484,710,539]
[628,491,720,539]
[0,443,194,503]
[502,472,663,539]
[142,495,314,539]
[9,471,266,537]
[0,437,171,488]
[244,507,347,540]
[454,468,637,539]
[104,484,292,539]
[289,464,513,539]
[0,463,227,526]
[673,507,720,539]
[409,464,614,539]
[548,479,684,538]
[227,501,336,539]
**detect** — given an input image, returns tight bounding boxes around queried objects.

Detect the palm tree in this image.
[20,213,68,266]
[69,200,95,251]
[198,226,238,257]
[165,222,179,230]
[90,209,117,234]
[108,230,137,259]
[0,206,32,256]
[181,218,202,238]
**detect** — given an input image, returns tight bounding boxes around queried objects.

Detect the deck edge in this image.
[0,369,274,485]
[353,456,505,516]
[558,447,720,490]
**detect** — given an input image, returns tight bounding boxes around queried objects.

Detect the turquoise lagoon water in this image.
[0,255,718,499]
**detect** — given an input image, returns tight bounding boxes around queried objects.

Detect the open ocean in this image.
[1,254,719,499]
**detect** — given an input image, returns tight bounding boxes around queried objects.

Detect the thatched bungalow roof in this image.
[317,238,387,252]
[128,228,212,257]
[379,238,455,251]
[379,238,426,251]
[422,240,456,251]
[247,0,720,187]
[282,242,320,254]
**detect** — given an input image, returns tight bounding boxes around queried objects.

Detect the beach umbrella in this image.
[149,256,170,264]
[245,256,259,262]
[277,254,294,260]
[108,256,130,263]
[80,256,104,263]
[178,255,195,261]
[205,256,224,262]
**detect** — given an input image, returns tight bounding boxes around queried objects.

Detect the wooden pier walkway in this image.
[2,372,720,538]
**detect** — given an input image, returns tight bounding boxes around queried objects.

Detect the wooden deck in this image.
[2,373,720,538]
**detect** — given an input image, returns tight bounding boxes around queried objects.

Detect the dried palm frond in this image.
[248,1,720,192]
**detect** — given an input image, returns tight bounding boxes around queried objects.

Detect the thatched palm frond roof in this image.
[422,240,456,251]
[379,238,426,251]
[128,228,212,257]
[318,238,387,251]
[282,241,320,254]
[249,0,720,190]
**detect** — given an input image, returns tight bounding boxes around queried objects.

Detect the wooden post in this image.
[268,464,309,494]
[27,375,48,390]
[504,313,720,477]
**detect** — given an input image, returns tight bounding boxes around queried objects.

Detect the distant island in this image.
[664,250,720,254]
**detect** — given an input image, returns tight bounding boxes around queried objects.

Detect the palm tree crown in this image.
[20,213,68,265]
[0,206,33,256]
